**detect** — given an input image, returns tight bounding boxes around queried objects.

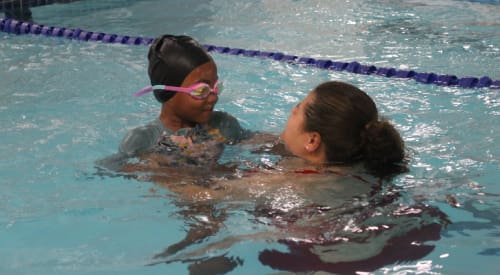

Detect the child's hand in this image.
[169,135,194,148]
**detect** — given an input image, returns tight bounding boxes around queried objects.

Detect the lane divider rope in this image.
[1,18,498,89]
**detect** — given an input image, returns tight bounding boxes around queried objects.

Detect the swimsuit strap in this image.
[294,169,321,174]
[294,168,371,184]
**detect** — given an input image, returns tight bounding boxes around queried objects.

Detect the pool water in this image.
[1,0,499,274]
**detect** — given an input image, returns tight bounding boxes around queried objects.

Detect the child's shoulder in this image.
[208,111,253,142]
[119,119,165,156]
[210,110,237,122]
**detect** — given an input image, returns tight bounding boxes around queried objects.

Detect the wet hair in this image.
[148,34,213,103]
[304,81,407,178]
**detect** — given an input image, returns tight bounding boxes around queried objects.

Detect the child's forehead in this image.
[183,61,218,85]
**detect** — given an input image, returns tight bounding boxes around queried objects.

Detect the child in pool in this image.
[118,34,254,168]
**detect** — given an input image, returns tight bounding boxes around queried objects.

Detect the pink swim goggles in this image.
[134,80,223,99]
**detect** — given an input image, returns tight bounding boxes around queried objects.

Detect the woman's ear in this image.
[305,132,322,152]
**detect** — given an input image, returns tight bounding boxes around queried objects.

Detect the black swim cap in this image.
[148,34,212,103]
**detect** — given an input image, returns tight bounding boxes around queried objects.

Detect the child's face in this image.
[167,61,219,125]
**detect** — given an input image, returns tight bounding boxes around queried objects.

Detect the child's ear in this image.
[305,132,322,152]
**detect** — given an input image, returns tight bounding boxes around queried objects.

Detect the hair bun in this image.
[361,119,407,177]
[360,120,381,145]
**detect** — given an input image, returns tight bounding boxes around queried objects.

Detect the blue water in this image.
[1,0,499,274]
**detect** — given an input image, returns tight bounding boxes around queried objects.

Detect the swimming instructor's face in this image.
[280,91,315,159]
[167,61,219,127]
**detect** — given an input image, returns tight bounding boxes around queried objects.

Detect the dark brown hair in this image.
[304,81,407,178]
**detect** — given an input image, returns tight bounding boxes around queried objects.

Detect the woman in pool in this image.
[119,34,252,166]
[248,83,448,274]
[278,80,407,178]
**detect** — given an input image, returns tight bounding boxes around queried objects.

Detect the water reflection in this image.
[137,155,451,274]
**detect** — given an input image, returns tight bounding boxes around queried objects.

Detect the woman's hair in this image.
[148,34,213,103]
[304,81,407,178]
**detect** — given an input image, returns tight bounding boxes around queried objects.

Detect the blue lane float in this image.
[1,17,498,90]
